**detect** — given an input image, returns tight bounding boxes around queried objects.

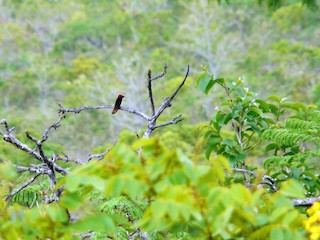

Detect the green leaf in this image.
[269,104,279,115]
[256,99,270,112]
[204,80,216,94]
[248,122,261,134]
[207,135,222,148]
[216,111,226,125]
[196,72,214,94]
[205,145,215,159]
[281,102,307,111]
[235,152,246,162]
[177,149,194,166]
[66,174,82,192]
[268,95,281,103]
[247,106,263,117]
[221,139,234,147]
[60,191,83,210]
[270,227,285,240]
[71,215,115,232]
[215,78,224,85]
[279,179,305,198]
[265,143,279,152]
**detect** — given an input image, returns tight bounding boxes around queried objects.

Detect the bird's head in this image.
[118,94,125,98]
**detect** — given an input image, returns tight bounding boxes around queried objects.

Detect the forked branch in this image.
[58,64,190,138]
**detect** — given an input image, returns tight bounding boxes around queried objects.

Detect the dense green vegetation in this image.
[0,0,319,239]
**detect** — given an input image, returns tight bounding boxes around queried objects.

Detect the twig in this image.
[260,175,278,192]
[148,69,155,116]
[147,64,168,116]
[15,164,49,174]
[5,173,41,202]
[232,168,279,192]
[150,63,167,81]
[88,146,112,161]
[43,187,64,204]
[40,115,65,144]
[152,65,190,120]
[232,168,256,176]
[152,114,184,129]
[55,153,84,165]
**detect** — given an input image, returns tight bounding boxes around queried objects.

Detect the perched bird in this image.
[112,94,125,114]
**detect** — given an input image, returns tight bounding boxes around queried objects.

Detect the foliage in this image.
[197,69,275,166]
[1,138,309,239]
[197,67,320,199]
[262,111,320,197]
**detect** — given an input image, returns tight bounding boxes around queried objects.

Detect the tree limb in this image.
[152,65,190,121]
[58,103,149,120]
[5,173,41,202]
[292,196,320,207]
[152,114,184,129]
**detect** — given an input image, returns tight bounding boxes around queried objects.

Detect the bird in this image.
[112,94,125,114]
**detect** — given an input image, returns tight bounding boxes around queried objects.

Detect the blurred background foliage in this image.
[0,0,319,161]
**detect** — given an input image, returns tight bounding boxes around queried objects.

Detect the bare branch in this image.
[153,65,190,120]
[260,175,278,192]
[0,119,10,134]
[26,131,38,143]
[55,153,84,165]
[169,65,190,101]
[292,196,320,207]
[232,168,279,192]
[15,164,49,174]
[43,186,64,204]
[148,69,155,116]
[5,173,41,202]
[142,65,190,138]
[58,103,149,120]
[40,114,65,144]
[3,131,43,161]
[57,103,112,114]
[147,64,168,116]
[53,163,68,175]
[153,114,184,129]
[260,181,278,192]
[150,63,167,81]
[88,146,112,161]
[232,168,256,176]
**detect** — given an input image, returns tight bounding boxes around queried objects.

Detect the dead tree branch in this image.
[58,64,190,139]
[88,146,112,161]
[5,173,41,202]
[232,168,278,192]
[143,65,190,138]
[148,69,155,116]
[1,117,72,202]
[148,63,167,116]
[58,103,149,120]
[292,196,320,207]
[152,114,184,129]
